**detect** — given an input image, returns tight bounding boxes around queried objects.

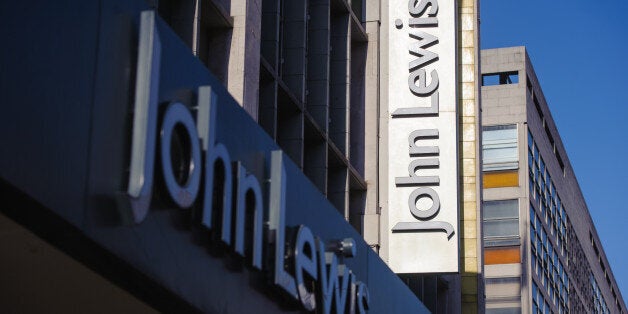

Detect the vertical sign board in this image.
[387,0,459,273]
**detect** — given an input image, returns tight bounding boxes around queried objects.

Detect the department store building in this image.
[0,0,483,312]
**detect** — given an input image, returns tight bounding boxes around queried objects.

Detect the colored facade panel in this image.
[485,247,521,265]
[483,171,519,188]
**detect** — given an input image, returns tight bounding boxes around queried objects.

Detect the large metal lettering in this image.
[122,11,371,311]
[316,239,352,314]
[234,162,264,269]
[125,10,161,224]
[392,129,453,236]
[159,102,202,208]
[294,226,318,311]
[269,151,298,298]
[388,0,458,272]
[392,0,440,116]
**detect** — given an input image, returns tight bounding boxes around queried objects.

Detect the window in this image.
[486,308,522,314]
[482,71,519,86]
[483,125,518,171]
[483,199,519,247]
[485,276,522,313]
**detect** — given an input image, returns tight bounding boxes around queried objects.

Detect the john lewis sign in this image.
[386,0,459,273]
[122,11,370,312]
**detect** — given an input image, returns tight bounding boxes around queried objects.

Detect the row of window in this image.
[531,206,569,313]
[591,274,611,314]
[528,131,571,313]
[528,131,567,257]
[589,232,623,312]
[528,129,622,314]
[532,281,554,314]
[528,82,566,175]
[482,124,522,312]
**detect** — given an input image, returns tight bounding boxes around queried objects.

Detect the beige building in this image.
[481,46,626,313]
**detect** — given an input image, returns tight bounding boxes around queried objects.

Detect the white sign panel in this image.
[386,0,459,273]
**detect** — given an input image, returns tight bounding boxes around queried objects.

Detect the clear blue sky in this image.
[480,0,628,301]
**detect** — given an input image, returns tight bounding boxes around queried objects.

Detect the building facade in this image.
[480,46,626,313]
[0,0,483,312]
[155,0,485,312]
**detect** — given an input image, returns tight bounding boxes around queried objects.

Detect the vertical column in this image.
[306,0,330,132]
[304,131,328,193]
[259,71,278,138]
[228,0,262,120]
[260,0,281,68]
[277,89,304,168]
[459,0,483,313]
[327,153,349,218]
[348,4,369,237]
[360,1,381,251]
[327,4,351,218]
[303,0,330,194]
[159,0,198,49]
[259,0,281,138]
[329,10,350,155]
[349,38,366,175]
[282,0,308,102]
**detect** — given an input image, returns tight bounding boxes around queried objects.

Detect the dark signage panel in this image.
[0,0,428,313]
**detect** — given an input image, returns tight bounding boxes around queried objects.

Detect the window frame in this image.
[482,124,519,171]
[483,199,520,247]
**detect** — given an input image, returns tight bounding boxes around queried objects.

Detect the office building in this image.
[0,0,483,312]
[480,46,626,313]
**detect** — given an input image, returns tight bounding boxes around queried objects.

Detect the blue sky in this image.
[480,0,628,301]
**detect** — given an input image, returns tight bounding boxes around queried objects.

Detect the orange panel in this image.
[485,246,521,265]
[483,171,518,188]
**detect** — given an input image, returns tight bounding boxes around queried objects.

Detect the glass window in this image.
[482,71,519,86]
[486,308,522,314]
[530,206,536,229]
[485,220,519,237]
[485,200,519,219]
[483,125,518,171]
[483,199,519,246]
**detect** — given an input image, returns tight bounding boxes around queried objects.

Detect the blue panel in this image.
[0,0,100,226]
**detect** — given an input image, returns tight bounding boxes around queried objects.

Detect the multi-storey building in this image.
[0,0,483,312]
[158,0,486,312]
[480,46,626,313]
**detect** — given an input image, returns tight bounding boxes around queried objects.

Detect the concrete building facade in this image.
[480,46,626,313]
